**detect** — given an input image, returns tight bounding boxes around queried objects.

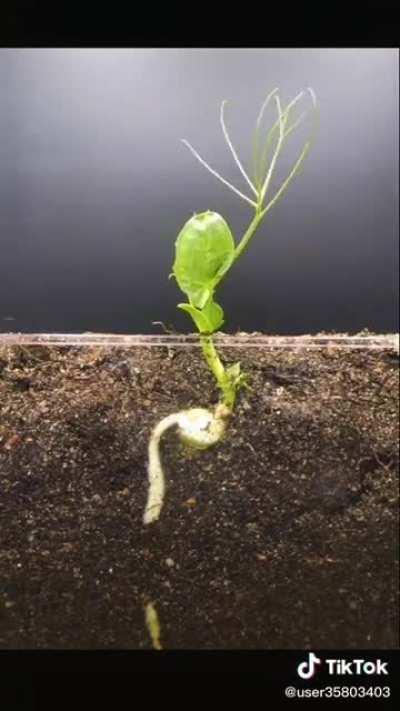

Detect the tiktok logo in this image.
[297,652,322,679]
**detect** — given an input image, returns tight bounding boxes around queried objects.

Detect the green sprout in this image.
[173,87,317,414]
[143,87,318,525]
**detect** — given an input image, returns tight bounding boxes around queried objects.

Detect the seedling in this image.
[143,87,318,524]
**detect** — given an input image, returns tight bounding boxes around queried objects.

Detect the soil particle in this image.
[0,335,398,648]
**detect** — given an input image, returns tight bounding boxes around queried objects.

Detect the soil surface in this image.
[0,334,398,649]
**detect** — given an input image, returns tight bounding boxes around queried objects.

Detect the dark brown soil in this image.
[0,334,398,649]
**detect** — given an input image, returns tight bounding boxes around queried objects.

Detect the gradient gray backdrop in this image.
[0,48,398,334]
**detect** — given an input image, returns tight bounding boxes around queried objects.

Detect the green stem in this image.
[200,334,236,411]
[233,207,265,264]
[233,133,313,264]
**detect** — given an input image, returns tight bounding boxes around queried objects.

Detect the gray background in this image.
[0,48,398,334]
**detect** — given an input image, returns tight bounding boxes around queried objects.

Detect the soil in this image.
[0,333,398,649]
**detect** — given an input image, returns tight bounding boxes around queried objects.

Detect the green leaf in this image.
[173,211,235,309]
[226,361,249,390]
[178,303,208,332]
[226,362,241,381]
[202,298,225,332]
[178,297,225,334]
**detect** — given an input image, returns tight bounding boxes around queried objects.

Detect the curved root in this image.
[143,406,229,525]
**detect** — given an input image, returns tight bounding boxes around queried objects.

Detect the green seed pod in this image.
[173,211,235,309]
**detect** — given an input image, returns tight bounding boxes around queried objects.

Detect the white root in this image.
[143,412,180,525]
[143,407,227,525]
[144,601,163,650]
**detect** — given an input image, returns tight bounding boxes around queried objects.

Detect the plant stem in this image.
[233,207,265,264]
[233,131,313,264]
[200,334,236,411]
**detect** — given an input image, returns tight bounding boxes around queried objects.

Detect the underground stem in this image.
[200,334,235,410]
